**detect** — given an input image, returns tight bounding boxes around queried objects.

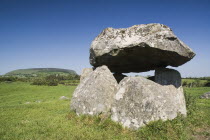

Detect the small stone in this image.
[200,92,210,99]
[35,100,41,103]
[59,96,69,100]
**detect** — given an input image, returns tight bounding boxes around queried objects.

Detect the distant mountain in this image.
[5,68,77,77]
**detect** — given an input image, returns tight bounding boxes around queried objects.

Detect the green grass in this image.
[182,79,208,84]
[182,79,208,85]
[0,82,210,140]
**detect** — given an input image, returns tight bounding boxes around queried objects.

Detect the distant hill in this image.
[5,68,77,77]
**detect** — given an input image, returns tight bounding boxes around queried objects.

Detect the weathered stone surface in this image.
[70,66,118,115]
[90,23,195,73]
[80,68,93,82]
[113,73,127,83]
[111,76,186,129]
[155,68,181,88]
[200,92,210,99]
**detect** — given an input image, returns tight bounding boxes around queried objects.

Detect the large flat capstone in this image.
[90,23,195,73]
[111,76,187,129]
[70,65,118,115]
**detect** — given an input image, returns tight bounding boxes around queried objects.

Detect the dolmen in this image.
[71,23,195,130]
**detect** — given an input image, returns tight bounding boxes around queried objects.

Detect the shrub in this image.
[31,79,47,86]
[182,81,188,87]
[0,76,16,82]
[31,78,58,86]
[59,81,65,85]
[47,81,58,86]
[204,81,210,87]
[194,79,201,87]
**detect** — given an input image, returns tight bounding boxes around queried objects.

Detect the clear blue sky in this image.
[0,0,209,77]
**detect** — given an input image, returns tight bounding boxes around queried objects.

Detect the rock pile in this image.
[70,23,195,129]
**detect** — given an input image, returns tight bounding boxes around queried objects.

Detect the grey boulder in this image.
[90,23,195,73]
[200,92,210,99]
[80,68,93,82]
[70,65,118,115]
[111,76,187,129]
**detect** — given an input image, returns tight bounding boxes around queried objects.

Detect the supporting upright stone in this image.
[80,68,93,82]
[155,68,181,88]
[71,66,118,115]
[111,76,186,130]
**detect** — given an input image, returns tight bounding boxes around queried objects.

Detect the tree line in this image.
[0,74,80,86]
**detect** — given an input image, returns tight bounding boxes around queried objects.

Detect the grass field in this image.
[0,82,210,140]
[182,79,208,84]
[182,79,209,87]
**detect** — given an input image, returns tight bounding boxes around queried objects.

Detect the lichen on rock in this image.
[90,23,195,73]
[111,76,187,129]
[70,65,118,115]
